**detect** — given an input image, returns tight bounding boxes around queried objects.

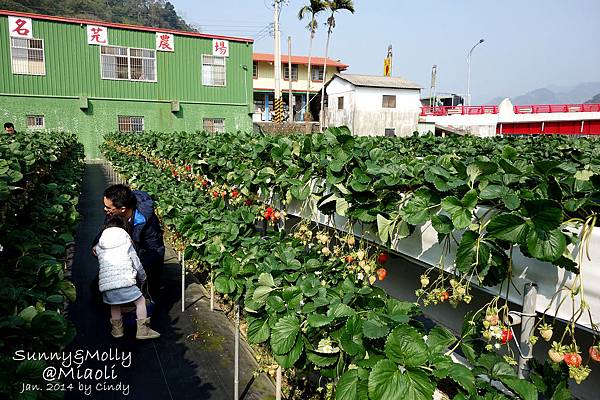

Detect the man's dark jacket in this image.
[94,190,165,271]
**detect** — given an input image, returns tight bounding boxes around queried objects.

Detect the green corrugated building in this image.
[0,10,254,159]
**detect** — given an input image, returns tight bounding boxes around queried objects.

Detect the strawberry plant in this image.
[0,132,84,398]
[98,128,600,398]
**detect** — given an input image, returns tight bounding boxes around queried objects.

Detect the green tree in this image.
[298,0,327,120]
[0,0,194,31]
[319,0,354,131]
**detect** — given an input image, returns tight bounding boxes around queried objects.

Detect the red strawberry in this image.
[589,346,600,362]
[564,352,582,368]
[231,190,239,198]
[266,207,274,213]
[212,191,219,198]
[244,199,253,206]
[376,268,387,281]
[501,328,513,344]
[185,165,191,171]
[377,252,389,265]
[171,168,177,177]
[202,179,209,187]
[345,255,354,263]
[440,291,449,301]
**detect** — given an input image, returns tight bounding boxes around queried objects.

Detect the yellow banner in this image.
[384,58,391,77]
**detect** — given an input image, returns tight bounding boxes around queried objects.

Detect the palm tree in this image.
[319,0,354,131]
[298,0,327,120]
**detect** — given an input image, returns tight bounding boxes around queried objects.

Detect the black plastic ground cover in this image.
[64,163,274,400]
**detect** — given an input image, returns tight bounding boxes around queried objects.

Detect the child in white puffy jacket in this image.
[94,215,160,339]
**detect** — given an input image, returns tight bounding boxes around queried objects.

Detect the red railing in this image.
[421,103,600,116]
[420,105,498,116]
[513,103,600,114]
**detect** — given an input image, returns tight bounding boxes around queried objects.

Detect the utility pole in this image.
[288,36,293,122]
[429,64,437,110]
[273,0,283,123]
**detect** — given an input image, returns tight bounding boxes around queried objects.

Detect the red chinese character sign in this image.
[8,16,33,38]
[87,25,108,45]
[155,33,174,52]
[212,39,229,57]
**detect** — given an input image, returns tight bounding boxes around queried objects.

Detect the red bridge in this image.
[420,102,600,136]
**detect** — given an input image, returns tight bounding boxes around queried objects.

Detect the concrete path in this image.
[65,162,274,400]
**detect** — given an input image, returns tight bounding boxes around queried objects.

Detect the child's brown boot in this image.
[110,318,124,338]
[136,318,160,340]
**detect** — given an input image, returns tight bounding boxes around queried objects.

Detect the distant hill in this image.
[0,0,194,31]
[486,82,600,105]
[585,93,600,104]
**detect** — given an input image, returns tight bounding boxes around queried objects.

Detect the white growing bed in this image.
[284,198,600,331]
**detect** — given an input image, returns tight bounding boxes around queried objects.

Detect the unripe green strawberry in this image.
[569,365,591,384]
[538,324,553,342]
[420,275,430,288]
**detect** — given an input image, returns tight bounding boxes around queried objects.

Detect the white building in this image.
[325,74,421,136]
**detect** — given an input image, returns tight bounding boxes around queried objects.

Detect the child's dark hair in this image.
[103,214,131,234]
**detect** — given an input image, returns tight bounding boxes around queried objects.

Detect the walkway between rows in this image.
[65,162,274,400]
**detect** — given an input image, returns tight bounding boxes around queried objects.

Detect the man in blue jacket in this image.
[93,184,165,296]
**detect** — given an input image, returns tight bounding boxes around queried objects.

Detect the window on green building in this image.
[202,55,226,86]
[118,116,144,133]
[253,61,258,79]
[10,37,45,75]
[101,46,156,82]
[203,118,225,133]
[26,115,44,129]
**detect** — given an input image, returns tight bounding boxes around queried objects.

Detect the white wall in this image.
[326,79,421,137]
[326,79,356,130]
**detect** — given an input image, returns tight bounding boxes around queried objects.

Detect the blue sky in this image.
[171,0,600,103]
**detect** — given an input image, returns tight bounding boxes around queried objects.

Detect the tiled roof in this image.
[253,53,348,69]
[332,73,421,90]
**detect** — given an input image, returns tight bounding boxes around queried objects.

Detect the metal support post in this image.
[518,282,538,378]
[181,251,185,313]
[276,366,282,400]
[234,303,240,400]
[210,270,214,311]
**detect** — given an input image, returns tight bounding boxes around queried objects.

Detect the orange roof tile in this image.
[253,53,348,69]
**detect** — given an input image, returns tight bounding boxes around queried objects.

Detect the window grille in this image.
[337,97,344,110]
[26,115,44,129]
[11,37,45,75]
[384,128,396,137]
[101,46,156,81]
[311,65,324,81]
[118,116,144,133]
[253,61,258,79]
[203,118,225,133]
[202,55,226,86]
[382,95,397,108]
[283,64,298,81]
